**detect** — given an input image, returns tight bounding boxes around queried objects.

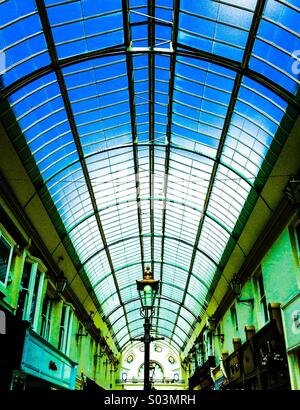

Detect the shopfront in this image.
[189,356,216,390]
[282,291,300,390]
[0,307,77,391]
[222,319,290,390]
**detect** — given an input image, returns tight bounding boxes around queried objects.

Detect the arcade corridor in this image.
[0,0,299,391]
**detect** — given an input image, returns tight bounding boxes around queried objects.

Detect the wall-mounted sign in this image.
[241,343,256,377]
[282,292,300,351]
[226,353,241,382]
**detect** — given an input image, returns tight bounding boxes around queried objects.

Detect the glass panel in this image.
[208,165,252,233]
[63,56,132,156]
[178,0,256,61]
[177,316,193,334]
[2,0,299,354]
[172,57,235,158]
[7,73,78,182]
[162,283,185,302]
[222,77,289,182]
[46,0,123,59]
[198,217,231,264]
[68,215,103,262]
[192,252,216,285]
[184,294,203,316]
[162,265,182,288]
[113,317,127,334]
[109,238,141,270]
[250,0,300,94]
[0,0,50,86]
[85,253,111,287]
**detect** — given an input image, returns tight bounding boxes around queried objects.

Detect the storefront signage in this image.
[227,353,241,382]
[282,292,300,351]
[241,343,256,377]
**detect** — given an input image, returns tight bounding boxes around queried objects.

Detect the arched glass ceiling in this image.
[0,0,299,352]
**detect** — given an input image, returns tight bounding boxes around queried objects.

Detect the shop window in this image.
[0,229,14,288]
[197,334,206,366]
[203,330,214,359]
[199,341,205,366]
[30,271,41,324]
[289,220,300,271]
[58,304,74,355]
[230,305,239,337]
[296,224,300,252]
[216,323,224,345]
[258,273,268,324]
[208,330,213,356]
[294,223,300,266]
[16,258,45,331]
[58,305,67,350]
[16,262,32,320]
[40,295,53,341]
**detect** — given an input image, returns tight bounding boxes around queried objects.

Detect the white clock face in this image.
[138,362,164,379]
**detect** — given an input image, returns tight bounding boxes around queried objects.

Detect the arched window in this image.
[138,361,164,380]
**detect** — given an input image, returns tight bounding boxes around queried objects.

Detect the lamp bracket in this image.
[130,337,144,342]
[284,175,300,205]
[151,336,164,342]
[129,336,165,343]
[237,297,254,307]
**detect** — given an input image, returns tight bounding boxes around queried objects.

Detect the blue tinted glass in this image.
[1,0,299,351]
[179,0,255,61]
[250,0,300,94]
[0,0,50,86]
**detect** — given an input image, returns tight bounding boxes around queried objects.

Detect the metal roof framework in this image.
[0,0,299,352]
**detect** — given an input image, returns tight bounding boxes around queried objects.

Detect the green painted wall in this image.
[0,233,117,390]
[262,228,299,305]
[211,221,300,388]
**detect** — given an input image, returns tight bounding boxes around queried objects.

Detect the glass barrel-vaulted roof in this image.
[0,0,299,352]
